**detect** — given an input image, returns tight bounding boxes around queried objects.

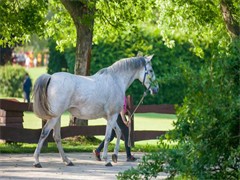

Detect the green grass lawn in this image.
[22,111,176,147]
[24,112,175,130]
[26,66,47,84]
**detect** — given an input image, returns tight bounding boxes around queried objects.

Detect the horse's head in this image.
[139,55,159,95]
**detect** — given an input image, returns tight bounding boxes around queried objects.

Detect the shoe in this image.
[127,155,137,162]
[93,150,101,161]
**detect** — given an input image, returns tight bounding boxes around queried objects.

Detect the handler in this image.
[93,96,137,162]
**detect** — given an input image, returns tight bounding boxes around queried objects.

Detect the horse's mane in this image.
[96,57,146,75]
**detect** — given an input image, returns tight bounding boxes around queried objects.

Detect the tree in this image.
[47,0,155,126]
[60,0,95,76]
[0,0,48,47]
[220,0,240,37]
[56,1,95,126]
[0,0,155,70]
[0,0,156,126]
[0,0,48,65]
[118,0,240,179]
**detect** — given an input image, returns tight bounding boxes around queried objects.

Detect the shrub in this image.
[117,40,240,180]
[0,65,27,97]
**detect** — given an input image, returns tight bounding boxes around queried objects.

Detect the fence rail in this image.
[0,98,175,145]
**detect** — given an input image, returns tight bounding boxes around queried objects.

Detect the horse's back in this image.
[36,71,124,120]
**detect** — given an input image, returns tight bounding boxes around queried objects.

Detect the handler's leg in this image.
[33,117,59,168]
[53,118,73,166]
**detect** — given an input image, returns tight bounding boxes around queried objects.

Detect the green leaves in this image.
[0,0,48,47]
[0,65,27,97]
[94,0,156,43]
[155,0,236,57]
[117,1,240,179]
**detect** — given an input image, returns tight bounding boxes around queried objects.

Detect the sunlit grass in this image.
[26,66,47,84]
[23,111,176,130]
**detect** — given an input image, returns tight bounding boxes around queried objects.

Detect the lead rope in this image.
[127,90,148,147]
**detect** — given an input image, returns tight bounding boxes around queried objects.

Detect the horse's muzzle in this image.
[150,86,159,95]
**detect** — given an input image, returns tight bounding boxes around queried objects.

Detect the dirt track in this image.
[0,152,168,179]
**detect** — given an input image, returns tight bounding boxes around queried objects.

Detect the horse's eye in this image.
[149,70,153,73]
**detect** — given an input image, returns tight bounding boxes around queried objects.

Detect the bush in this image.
[117,41,240,179]
[0,65,27,97]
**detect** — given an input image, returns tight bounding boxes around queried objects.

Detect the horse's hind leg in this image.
[33,117,59,168]
[53,118,73,166]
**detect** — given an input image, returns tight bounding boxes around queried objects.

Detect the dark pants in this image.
[24,90,30,103]
[96,114,131,158]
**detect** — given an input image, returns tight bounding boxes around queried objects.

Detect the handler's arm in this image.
[120,109,129,127]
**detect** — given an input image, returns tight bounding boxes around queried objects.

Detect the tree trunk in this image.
[60,0,95,126]
[220,0,240,38]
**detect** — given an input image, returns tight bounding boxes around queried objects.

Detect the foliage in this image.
[117,0,240,179]
[155,0,240,50]
[93,0,155,43]
[0,0,156,52]
[0,65,27,97]
[0,0,48,47]
[47,39,69,74]
[118,41,240,180]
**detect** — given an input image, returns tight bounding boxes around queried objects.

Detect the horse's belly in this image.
[68,107,106,120]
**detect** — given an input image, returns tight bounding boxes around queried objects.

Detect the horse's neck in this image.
[116,70,138,90]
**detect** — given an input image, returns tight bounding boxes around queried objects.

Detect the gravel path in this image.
[0,152,168,179]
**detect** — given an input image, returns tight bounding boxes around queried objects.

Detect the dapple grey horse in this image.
[33,55,158,167]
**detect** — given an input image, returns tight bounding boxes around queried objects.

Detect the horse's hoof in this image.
[105,162,112,167]
[33,163,42,168]
[112,154,118,163]
[67,162,74,166]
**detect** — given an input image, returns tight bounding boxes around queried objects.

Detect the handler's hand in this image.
[124,121,131,127]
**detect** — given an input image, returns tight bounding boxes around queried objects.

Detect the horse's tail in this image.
[33,74,54,120]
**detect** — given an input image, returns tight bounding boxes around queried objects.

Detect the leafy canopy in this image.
[0,0,48,46]
[156,0,240,56]
[0,0,156,49]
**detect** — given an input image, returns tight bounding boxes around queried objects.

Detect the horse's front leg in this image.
[102,114,118,166]
[33,117,59,168]
[112,124,121,163]
[102,123,114,166]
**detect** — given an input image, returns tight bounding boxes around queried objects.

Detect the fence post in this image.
[127,95,135,147]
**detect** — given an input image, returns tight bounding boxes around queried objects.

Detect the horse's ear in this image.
[137,51,143,57]
[145,55,154,62]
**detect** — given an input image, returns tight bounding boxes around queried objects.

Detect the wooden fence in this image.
[0,98,175,145]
